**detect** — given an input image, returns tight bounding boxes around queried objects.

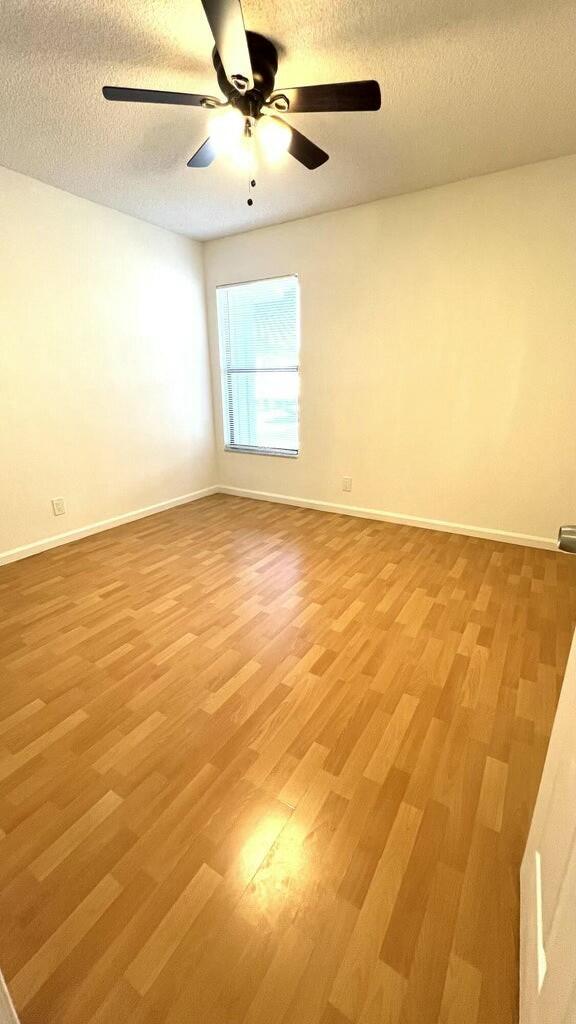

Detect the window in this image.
[216,275,300,457]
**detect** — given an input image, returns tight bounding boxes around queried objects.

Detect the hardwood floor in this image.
[1,494,575,1024]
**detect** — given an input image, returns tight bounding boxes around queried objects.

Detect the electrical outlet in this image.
[342,477,352,493]
[51,497,66,517]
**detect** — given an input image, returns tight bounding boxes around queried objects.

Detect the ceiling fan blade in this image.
[278,120,328,170]
[187,138,218,168]
[271,80,381,114]
[103,86,220,108]
[200,0,254,92]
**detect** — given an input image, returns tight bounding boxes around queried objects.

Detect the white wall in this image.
[204,155,576,546]
[0,166,216,560]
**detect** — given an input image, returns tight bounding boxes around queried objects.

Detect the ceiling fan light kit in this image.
[102,0,381,198]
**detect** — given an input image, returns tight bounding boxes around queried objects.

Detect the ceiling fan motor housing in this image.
[213,32,279,118]
[102,0,380,173]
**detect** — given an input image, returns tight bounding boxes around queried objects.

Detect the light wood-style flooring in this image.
[1,495,575,1024]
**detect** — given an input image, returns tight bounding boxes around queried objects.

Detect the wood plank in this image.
[7,874,122,1009]
[0,494,573,1023]
[124,862,221,995]
[30,790,123,880]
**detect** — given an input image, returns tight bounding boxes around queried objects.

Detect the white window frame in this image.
[216,274,301,458]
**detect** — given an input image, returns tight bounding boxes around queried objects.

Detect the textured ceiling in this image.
[1,0,575,240]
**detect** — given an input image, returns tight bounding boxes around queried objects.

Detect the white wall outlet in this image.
[342,477,352,493]
[51,497,66,517]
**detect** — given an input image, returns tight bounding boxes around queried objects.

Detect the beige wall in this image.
[204,155,576,546]
[0,166,216,560]
[3,155,575,558]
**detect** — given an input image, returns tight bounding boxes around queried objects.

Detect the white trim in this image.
[0,973,19,1024]
[534,850,548,993]
[219,486,556,550]
[216,275,301,457]
[0,485,558,566]
[0,488,218,566]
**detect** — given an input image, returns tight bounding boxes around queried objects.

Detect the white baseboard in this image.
[0,484,557,566]
[0,487,219,566]
[219,486,557,551]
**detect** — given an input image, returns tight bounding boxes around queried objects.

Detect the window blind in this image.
[216,275,300,456]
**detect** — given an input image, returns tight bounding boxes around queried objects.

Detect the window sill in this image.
[224,445,299,459]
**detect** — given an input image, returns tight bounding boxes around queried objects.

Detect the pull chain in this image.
[241,119,256,206]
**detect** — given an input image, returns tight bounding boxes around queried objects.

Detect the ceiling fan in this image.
[102,0,381,173]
